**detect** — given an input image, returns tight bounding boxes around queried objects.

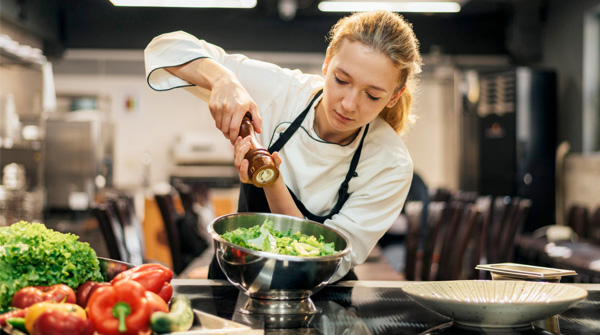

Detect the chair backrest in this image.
[420,201,446,281]
[500,198,531,262]
[154,193,185,274]
[403,201,423,281]
[567,205,590,239]
[466,196,493,279]
[91,202,129,262]
[486,196,514,264]
[589,207,600,244]
[432,201,465,280]
[112,196,145,266]
[172,180,197,219]
[119,196,146,257]
[448,203,482,280]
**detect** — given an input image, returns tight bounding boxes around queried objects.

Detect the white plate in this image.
[475,263,577,280]
[401,280,587,328]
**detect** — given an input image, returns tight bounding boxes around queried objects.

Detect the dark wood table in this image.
[171,279,600,334]
[516,234,600,282]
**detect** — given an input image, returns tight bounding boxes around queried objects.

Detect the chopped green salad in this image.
[220,220,339,257]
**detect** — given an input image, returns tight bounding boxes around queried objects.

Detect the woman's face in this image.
[318,39,402,143]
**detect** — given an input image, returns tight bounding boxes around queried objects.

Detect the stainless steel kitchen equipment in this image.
[44,110,113,210]
[208,212,350,327]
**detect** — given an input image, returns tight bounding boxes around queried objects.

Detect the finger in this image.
[234,137,251,168]
[239,159,250,183]
[271,151,282,167]
[220,111,234,142]
[211,107,223,132]
[229,110,246,142]
[249,104,262,134]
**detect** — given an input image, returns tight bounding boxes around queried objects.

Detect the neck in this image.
[314,102,359,145]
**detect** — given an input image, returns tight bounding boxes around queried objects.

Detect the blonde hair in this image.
[326,11,422,134]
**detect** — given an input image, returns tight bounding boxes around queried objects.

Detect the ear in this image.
[386,90,402,108]
[322,56,330,76]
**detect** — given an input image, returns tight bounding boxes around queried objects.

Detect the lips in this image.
[334,110,353,123]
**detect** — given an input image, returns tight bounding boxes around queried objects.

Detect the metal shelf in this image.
[0,48,45,70]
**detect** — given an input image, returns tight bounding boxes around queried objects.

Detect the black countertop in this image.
[172,279,600,335]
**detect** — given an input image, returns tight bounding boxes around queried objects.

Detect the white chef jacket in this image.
[145,31,413,281]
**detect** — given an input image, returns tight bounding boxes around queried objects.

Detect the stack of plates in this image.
[476,263,577,282]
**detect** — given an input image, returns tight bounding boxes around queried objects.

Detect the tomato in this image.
[76,281,111,307]
[12,284,76,309]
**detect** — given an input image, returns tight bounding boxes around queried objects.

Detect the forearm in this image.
[263,177,304,219]
[165,58,239,92]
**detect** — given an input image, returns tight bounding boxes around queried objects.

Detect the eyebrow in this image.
[338,68,388,93]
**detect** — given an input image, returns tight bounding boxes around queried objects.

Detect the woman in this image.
[145,10,422,281]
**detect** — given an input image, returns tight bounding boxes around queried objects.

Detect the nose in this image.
[341,89,359,113]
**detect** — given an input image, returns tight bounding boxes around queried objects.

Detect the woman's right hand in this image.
[165,58,262,144]
[209,77,262,144]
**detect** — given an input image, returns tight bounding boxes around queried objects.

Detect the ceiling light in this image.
[318,1,461,13]
[109,0,257,8]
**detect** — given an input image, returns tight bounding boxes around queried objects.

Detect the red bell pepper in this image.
[76,281,111,307]
[87,280,152,335]
[111,264,174,303]
[11,284,76,309]
[145,291,169,314]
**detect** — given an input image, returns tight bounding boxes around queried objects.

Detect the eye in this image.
[334,76,347,85]
[366,93,380,101]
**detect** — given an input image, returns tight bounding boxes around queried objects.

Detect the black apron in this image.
[208,90,369,281]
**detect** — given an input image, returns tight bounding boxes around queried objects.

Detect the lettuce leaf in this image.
[0,221,104,309]
[220,220,339,257]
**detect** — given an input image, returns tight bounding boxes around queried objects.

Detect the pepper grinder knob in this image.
[239,113,280,187]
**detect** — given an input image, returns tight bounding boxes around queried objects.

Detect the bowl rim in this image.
[208,212,352,262]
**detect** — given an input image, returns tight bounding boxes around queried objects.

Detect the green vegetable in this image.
[220,220,339,257]
[150,295,194,334]
[7,317,27,333]
[0,221,104,309]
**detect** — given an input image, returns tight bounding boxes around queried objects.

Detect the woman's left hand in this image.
[234,136,281,184]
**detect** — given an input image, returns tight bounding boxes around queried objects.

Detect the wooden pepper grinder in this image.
[239,112,279,187]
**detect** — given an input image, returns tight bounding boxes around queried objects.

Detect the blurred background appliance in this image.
[460,67,557,232]
[44,109,114,210]
[169,131,238,189]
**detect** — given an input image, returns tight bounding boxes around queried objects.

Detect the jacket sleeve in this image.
[144,30,289,106]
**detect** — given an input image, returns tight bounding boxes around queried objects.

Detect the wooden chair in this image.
[403,201,423,281]
[172,180,197,219]
[466,196,492,279]
[419,201,446,281]
[155,193,186,274]
[112,196,146,266]
[486,196,514,264]
[91,202,129,262]
[567,205,590,240]
[589,207,600,244]
[155,191,209,275]
[447,203,482,280]
[497,198,531,263]
[431,202,466,281]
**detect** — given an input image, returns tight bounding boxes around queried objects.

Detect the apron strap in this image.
[268,89,323,153]
[289,123,369,222]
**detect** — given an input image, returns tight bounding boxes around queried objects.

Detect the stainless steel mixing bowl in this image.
[208,213,351,316]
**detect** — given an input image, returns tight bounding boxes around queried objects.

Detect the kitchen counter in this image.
[172,279,600,334]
